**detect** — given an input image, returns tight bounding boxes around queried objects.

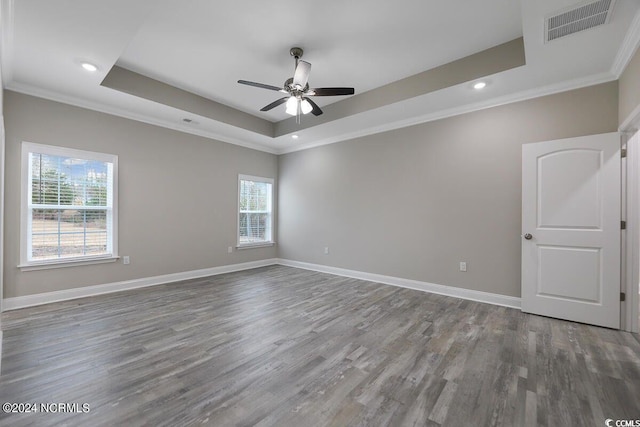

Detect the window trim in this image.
[237,174,275,249]
[20,141,119,270]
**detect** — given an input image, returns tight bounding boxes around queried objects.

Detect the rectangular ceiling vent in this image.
[545,0,616,43]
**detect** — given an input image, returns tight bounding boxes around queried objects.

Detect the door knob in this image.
[523,233,533,240]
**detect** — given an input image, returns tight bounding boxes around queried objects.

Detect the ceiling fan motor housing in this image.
[284,77,309,96]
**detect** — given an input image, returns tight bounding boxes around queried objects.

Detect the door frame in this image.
[624,128,640,333]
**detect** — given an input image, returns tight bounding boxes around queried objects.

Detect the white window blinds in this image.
[238,175,273,246]
[22,142,117,265]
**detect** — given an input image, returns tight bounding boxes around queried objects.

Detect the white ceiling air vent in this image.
[545,0,616,43]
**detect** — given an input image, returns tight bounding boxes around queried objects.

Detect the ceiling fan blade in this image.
[308,87,355,96]
[238,80,284,92]
[260,97,289,112]
[303,97,323,116]
[292,61,311,89]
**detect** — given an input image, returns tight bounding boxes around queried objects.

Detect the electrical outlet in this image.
[459,261,467,272]
[324,247,330,255]
[123,256,130,265]
[228,246,233,253]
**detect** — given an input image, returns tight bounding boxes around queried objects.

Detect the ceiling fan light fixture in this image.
[285,97,298,115]
[300,99,313,115]
[238,47,354,118]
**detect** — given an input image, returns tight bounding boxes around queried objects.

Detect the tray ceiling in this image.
[1,0,639,153]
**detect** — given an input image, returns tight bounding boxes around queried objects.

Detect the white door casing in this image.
[624,130,640,333]
[522,132,620,329]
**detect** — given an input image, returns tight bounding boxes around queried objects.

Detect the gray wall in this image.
[619,46,640,128]
[278,82,618,298]
[1,81,621,301]
[3,91,277,299]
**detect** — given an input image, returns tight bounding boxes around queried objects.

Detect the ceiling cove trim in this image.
[278,71,616,154]
[611,8,640,77]
[5,82,279,154]
[0,0,15,84]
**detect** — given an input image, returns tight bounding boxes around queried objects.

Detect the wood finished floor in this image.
[1,265,639,427]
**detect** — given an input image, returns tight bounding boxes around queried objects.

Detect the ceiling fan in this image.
[238,47,355,120]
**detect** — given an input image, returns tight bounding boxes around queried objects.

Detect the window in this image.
[20,142,118,268]
[238,174,274,247]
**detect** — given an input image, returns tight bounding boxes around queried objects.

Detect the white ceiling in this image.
[2,0,639,154]
[117,0,523,122]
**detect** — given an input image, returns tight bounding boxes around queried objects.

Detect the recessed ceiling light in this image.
[183,118,193,123]
[292,135,299,139]
[81,62,98,72]
[473,81,487,90]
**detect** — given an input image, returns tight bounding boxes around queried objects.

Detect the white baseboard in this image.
[3,257,521,312]
[276,258,522,309]
[3,258,279,311]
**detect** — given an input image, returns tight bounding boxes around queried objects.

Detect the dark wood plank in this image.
[0,265,639,426]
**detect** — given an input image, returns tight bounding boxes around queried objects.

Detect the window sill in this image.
[18,256,120,271]
[236,242,276,250]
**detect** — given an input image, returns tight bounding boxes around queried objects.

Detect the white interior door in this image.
[522,132,621,329]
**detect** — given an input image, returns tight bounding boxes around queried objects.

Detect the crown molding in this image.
[6,82,279,154]
[0,0,625,158]
[6,69,616,158]
[0,0,624,158]
[277,71,616,154]
[612,8,640,77]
